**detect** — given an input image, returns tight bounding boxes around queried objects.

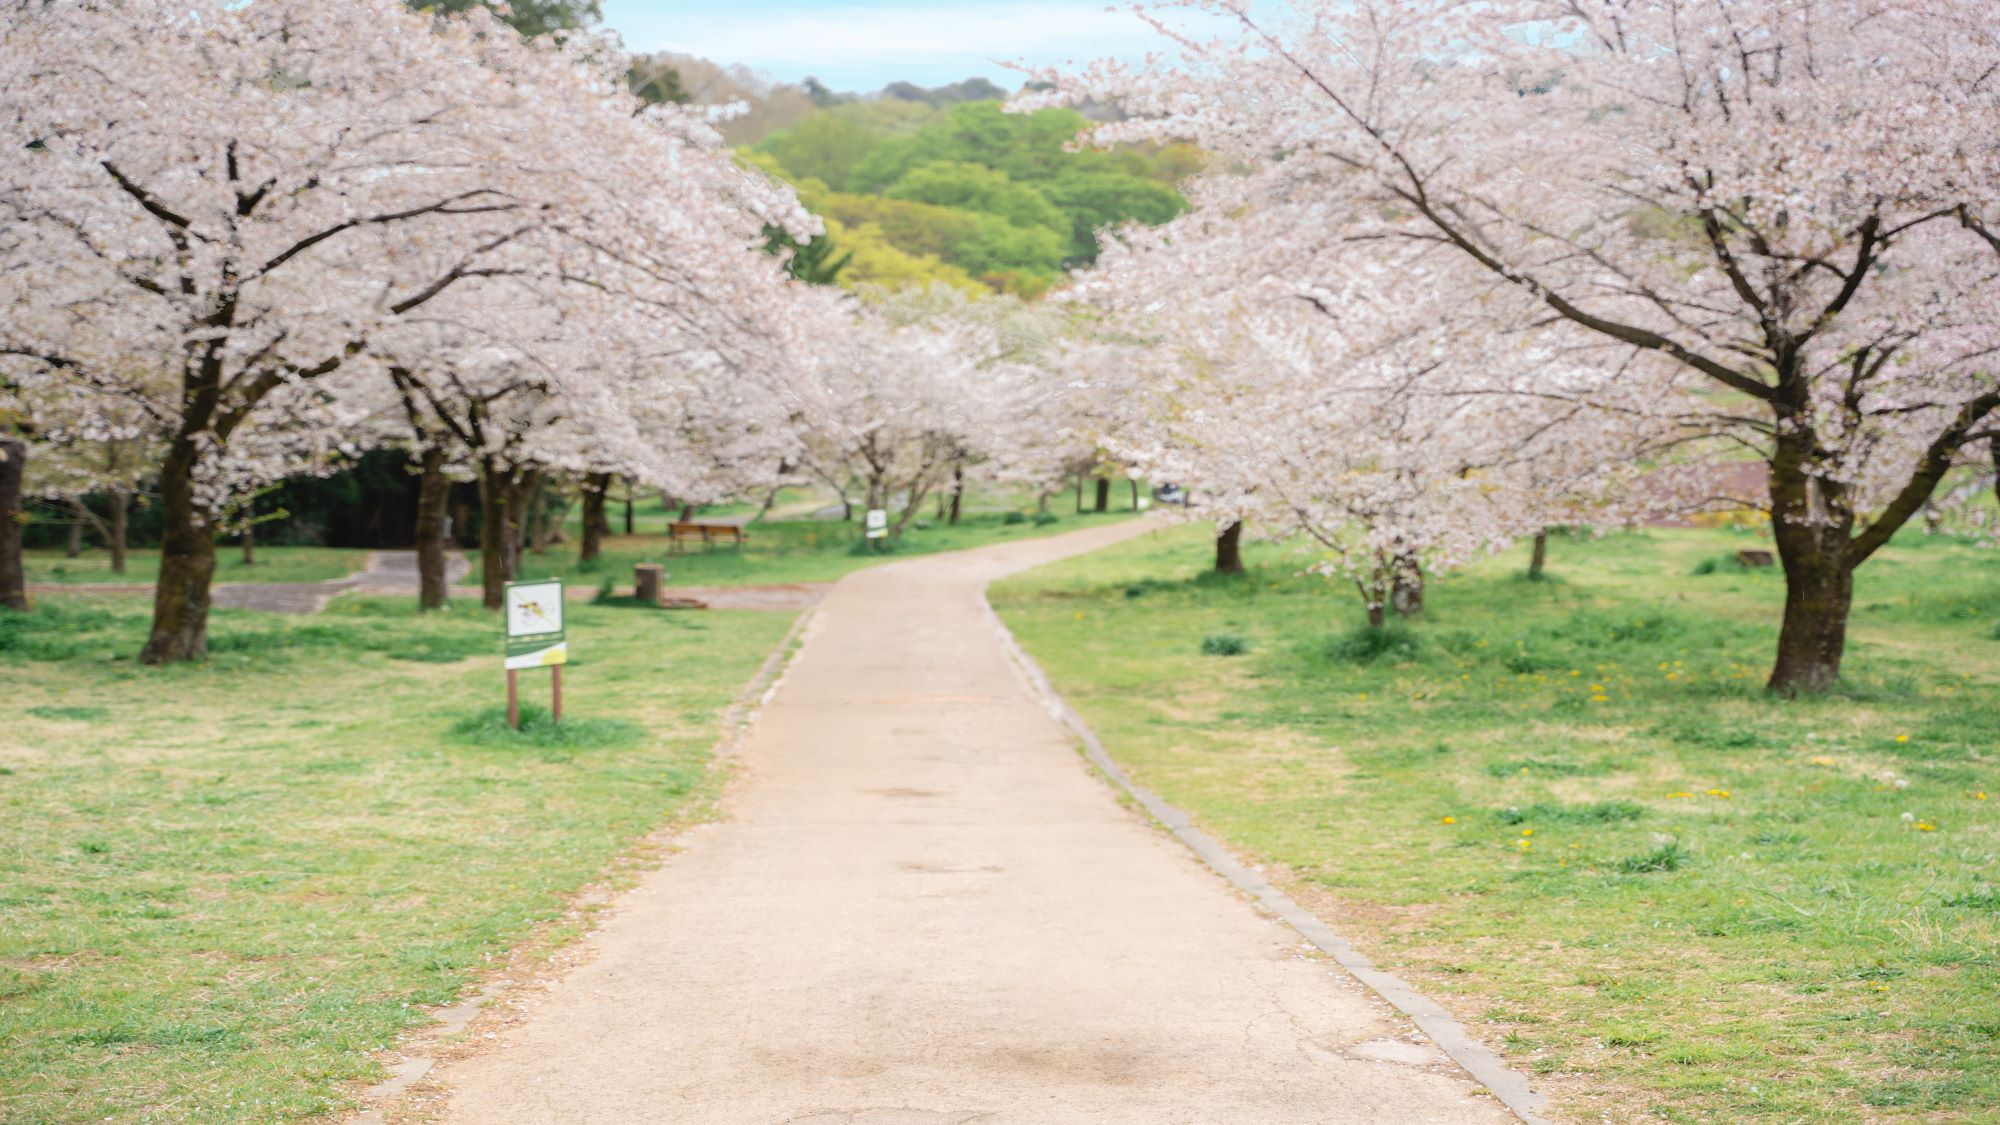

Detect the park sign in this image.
[865,508,889,540]
[504,578,567,670]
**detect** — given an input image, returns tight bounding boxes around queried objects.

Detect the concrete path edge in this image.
[982,597,1553,1125]
[345,603,820,1124]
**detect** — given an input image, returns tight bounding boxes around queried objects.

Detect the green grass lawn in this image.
[0,594,794,1123]
[24,546,370,586]
[504,505,1137,590]
[993,523,2000,1122]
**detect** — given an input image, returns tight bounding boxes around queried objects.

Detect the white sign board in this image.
[864,508,889,540]
[504,578,567,670]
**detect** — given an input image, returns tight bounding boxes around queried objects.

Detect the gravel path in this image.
[410,519,1523,1124]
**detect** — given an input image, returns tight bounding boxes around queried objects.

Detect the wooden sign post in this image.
[503,578,567,729]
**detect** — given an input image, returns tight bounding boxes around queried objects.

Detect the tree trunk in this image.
[1130,478,1139,510]
[678,502,694,522]
[478,459,510,610]
[622,485,634,535]
[1766,442,1857,695]
[1528,530,1549,580]
[415,445,451,611]
[241,520,254,566]
[1391,571,1424,617]
[66,511,83,558]
[503,468,540,578]
[1075,475,1083,514]
[1094,477,1110,513]
[531,483,572,553]
[108,490,129,575]
[1992,434,1999,510]
[949,466,963,525]
[1214,521,1245,575]
[0,436,28,611]
[580,472,610,564]
[1768,551,1854,695]
[1366,602,1386,628]
[140,440,215,663]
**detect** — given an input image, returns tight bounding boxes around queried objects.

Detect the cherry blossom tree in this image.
[792,286,1064,539]
[1031,0,2000,693]
[0,0,810,656]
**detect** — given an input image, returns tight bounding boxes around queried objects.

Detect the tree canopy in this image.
[751,100,1193,296]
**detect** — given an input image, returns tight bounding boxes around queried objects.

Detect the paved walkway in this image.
[209,550,470,613]
[416,520,1519,1124]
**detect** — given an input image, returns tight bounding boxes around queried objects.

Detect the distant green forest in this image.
[744,100,1200,297]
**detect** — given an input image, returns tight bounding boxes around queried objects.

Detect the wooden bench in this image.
[667,521,748,552]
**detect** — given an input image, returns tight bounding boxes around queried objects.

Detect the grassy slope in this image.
[0,595,793,1123]
[993,524,2000,1122]
[24,547,369,586]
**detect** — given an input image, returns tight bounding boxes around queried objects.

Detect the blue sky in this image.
[600,0,1180,91]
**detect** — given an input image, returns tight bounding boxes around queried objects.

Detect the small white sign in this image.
[504,579,567,670]
[864,508,889,539]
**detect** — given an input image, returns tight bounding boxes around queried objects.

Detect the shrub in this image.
[1002,511,1029,525]
[1200,633,1249,656]
[1325,622,1421,664]
[1032,511,1060,526]
[592,576,617,605]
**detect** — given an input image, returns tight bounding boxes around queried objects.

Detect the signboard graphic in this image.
[864,508,889,540]
[504,579,567,670]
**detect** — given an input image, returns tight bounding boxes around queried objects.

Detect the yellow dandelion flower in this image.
[1917,822,1937,832]
[1666,791,1695,799]
[1895,735,1910,744]
[1521,828,1534,837]
[1706,789,1731,798]
[1810,756,1835,766]
[1442,816,1457,825]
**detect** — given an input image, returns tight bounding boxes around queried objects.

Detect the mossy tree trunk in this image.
[477,458,512,611]
[140,437,215,663]
[579,471,610,565]
[1214,521,1245,575]
[414,445,451,611]
[107,489,129,575]
[0,435,28,611]
[1528,530,1549,580]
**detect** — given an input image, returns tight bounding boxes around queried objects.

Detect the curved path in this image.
[421,520,1521,1124]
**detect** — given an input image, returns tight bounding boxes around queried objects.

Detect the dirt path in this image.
[414,520,1525,1124]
